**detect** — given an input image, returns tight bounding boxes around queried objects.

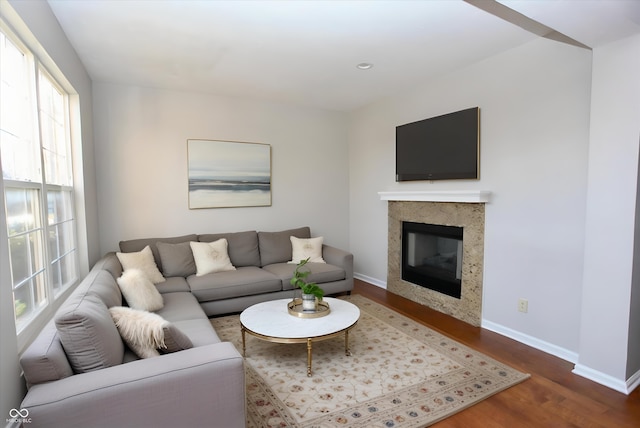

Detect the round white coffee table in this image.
[240,297,360,376]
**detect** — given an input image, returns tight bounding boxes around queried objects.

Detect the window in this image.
[1,27,78,334]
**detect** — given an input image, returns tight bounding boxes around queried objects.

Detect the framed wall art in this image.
[187,139,272,209]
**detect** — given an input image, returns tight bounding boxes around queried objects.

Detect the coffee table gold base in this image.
[241,323,357,377]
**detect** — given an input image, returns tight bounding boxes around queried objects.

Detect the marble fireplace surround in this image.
[379,191,490,326]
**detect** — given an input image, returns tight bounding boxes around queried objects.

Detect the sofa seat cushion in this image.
[122,348,139,363]
[263,262,346,291]
[188,266,282,302]
[155,276,191,294]
[171,319,221,347]
[154,292,208,323]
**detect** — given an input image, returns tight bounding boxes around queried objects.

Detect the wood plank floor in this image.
[352,279,640,427]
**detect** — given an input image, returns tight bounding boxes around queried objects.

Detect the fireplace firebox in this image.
[401,221,463,299]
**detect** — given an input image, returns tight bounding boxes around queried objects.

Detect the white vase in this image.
[301,294,317,311]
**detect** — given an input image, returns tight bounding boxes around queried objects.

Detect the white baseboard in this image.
[481,319,579,364]
[483,320,640,394]
[572,364,638,395]
[625,368,640,393]
[353,272,386,288]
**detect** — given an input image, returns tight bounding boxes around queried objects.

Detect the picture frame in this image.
[187,139,271,209]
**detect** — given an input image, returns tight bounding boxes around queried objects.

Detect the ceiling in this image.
[47,0,640,112]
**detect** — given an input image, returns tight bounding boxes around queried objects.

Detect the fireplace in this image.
[402,221,463,299]
[381,191,489,327]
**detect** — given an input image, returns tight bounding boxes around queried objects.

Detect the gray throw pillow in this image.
[161,324,194,353]
[157,241,197,277]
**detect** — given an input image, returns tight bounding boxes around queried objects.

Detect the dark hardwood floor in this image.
[352,279,640,427]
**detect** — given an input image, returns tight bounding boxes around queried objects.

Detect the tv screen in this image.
[396,107,479,181]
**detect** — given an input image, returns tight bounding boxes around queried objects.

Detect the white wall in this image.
[576,34,640,391]
[93,83,350,254]
[348,38,592,359]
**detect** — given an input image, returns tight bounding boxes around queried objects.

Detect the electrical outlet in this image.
[518,298,528,313]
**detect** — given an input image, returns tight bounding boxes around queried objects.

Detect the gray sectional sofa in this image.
[18,227,353,428]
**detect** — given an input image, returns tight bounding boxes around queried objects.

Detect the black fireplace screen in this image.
[401,221,463,299]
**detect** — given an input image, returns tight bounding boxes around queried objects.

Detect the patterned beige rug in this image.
[211,295,529,427]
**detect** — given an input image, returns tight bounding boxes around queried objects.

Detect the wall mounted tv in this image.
[396,107,479,181]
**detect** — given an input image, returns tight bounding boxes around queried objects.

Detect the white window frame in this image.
[1,19,81,351]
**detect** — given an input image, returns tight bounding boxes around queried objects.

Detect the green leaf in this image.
[291,257,324,300]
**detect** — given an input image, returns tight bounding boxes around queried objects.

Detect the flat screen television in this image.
[396,107,479,181]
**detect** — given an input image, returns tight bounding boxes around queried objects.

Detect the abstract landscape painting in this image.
[188,139,271,209]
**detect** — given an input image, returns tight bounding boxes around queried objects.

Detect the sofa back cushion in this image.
[54,270,124,374]
[157,241,197,277]
[86,269,123,309]
[119,234,198,273]
[95,252,124,280]
[199,230,260,267]
[55,294,124,373]
[21,268,123,385]
[258,227,311,266]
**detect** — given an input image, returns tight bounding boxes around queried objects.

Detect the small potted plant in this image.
[290,257,324,311]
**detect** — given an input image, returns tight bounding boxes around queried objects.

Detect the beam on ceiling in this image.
[464,0,591,50]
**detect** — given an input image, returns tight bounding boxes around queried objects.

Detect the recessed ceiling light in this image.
[356,63,373,70]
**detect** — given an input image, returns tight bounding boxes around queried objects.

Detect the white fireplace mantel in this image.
[378,190,491,203]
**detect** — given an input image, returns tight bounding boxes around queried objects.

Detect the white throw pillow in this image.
[116,245,165,284]
[117,269,164,312]
[289,236,325,264]
[109,307,166,359]
[190,239,236,276]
